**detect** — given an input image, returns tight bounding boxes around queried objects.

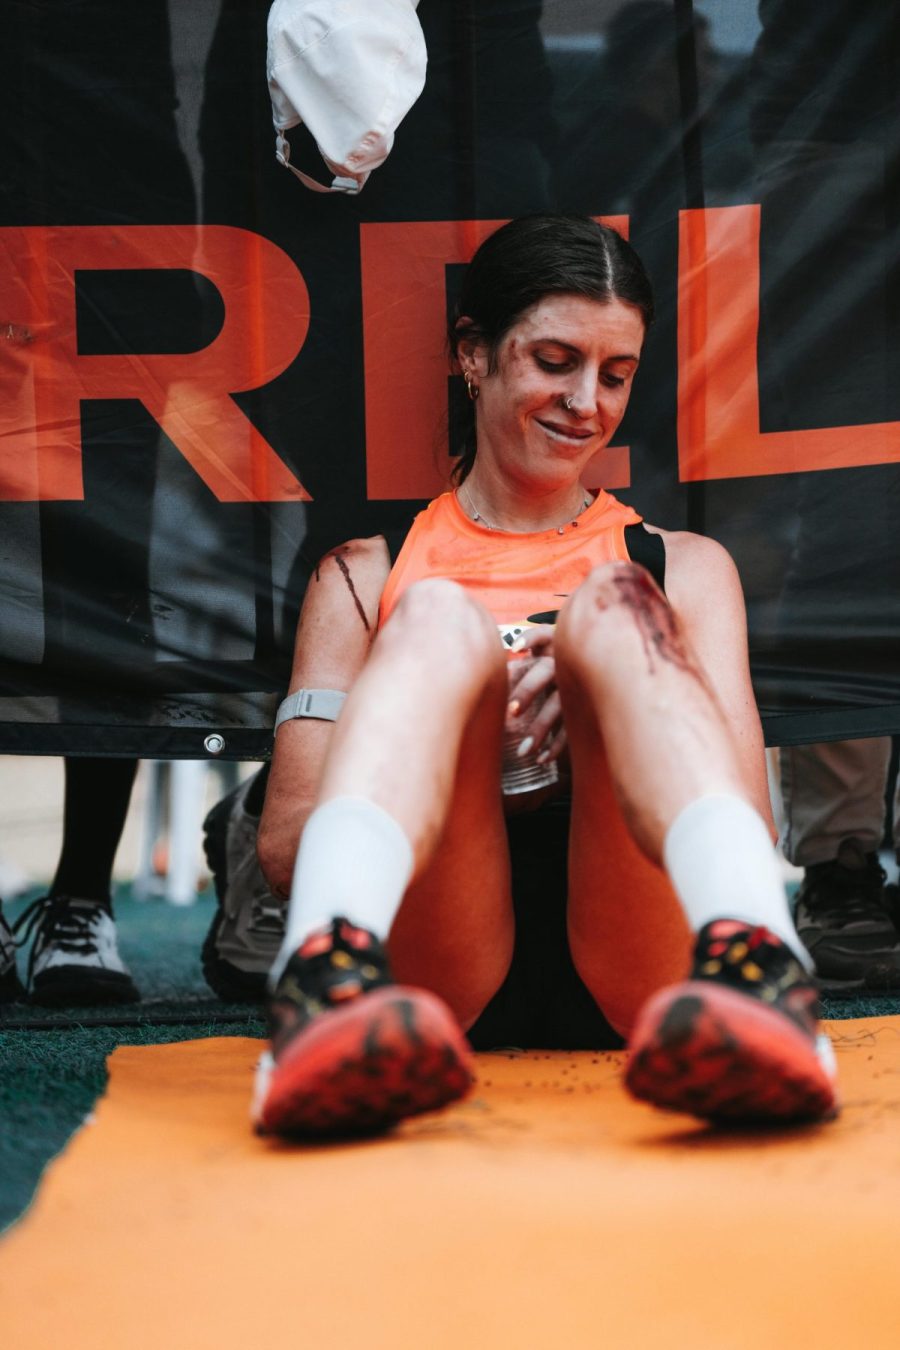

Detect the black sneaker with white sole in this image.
[0,907,25,1003]
[794,838,900,994]
[14,895,139,1005]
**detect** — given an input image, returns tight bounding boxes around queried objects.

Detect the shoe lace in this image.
[695,922,818,1033]
[12,896,102,982]
[269,918,388,1047]
[249,897,285,935]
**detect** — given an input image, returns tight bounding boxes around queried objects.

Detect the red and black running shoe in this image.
[625,920,838,1125]
[252,917,474,1139]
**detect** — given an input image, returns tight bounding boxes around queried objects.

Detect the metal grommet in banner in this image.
[204,733,225,755]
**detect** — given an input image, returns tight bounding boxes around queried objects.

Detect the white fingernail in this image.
[516,736,534,758]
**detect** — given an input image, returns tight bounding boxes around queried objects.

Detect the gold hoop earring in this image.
[464,372,479,401]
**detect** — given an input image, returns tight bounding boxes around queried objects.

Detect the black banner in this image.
[2,0,899,757]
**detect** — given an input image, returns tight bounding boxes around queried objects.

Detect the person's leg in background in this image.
[780,738,900,991]
[14,758,140,1005]
[201,765,286,1002]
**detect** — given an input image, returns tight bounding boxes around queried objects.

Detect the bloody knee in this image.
[556,560,693,680]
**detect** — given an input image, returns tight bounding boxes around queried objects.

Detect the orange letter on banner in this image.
[678,204,900,480]
[0,225,310,502]
[360,217,631,499]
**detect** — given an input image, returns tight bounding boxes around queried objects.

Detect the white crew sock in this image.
[663,793,813,971]
[269,795,414,985]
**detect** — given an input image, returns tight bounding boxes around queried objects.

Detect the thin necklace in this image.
[460,483,592,536]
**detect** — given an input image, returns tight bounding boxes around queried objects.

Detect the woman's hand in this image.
[506,624,567,765]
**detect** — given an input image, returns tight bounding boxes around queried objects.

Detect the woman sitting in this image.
[253,214,837,1138]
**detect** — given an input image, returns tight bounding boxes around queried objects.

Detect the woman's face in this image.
[462,293,646,489]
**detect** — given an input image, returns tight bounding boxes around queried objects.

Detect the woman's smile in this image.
[533,417,597,448]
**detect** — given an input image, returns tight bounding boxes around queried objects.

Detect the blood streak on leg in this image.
[315,547,372,634]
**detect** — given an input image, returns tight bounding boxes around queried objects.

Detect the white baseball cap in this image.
[267,0,427,194]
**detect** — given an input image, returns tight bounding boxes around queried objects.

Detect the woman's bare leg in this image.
[553,561,757,1035]
[255,581,513,1136]
[305,579,515,1025]
[553,562,837,1126]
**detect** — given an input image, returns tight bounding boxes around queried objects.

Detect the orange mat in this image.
[4,1021,900,1349]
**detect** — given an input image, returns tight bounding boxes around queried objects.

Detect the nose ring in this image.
[564,395,574,412]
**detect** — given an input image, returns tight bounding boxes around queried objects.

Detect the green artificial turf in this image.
[0,884,264,1234]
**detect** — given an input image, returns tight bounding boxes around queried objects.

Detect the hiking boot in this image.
[252,917,474,1139]
[625,919,838,1125]
[0,907,25,1003]
[201,772,285,1002]
[14,895,139,1005]
[794,839,900,993]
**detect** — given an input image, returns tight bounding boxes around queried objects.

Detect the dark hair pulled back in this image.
[448,214,654,483]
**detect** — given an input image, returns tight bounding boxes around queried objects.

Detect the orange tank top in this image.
[378,488,642,629]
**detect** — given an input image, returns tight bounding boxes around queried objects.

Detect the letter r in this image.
[0,225,311,501]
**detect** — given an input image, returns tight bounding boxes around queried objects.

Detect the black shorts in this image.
[466,798,624,1052]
